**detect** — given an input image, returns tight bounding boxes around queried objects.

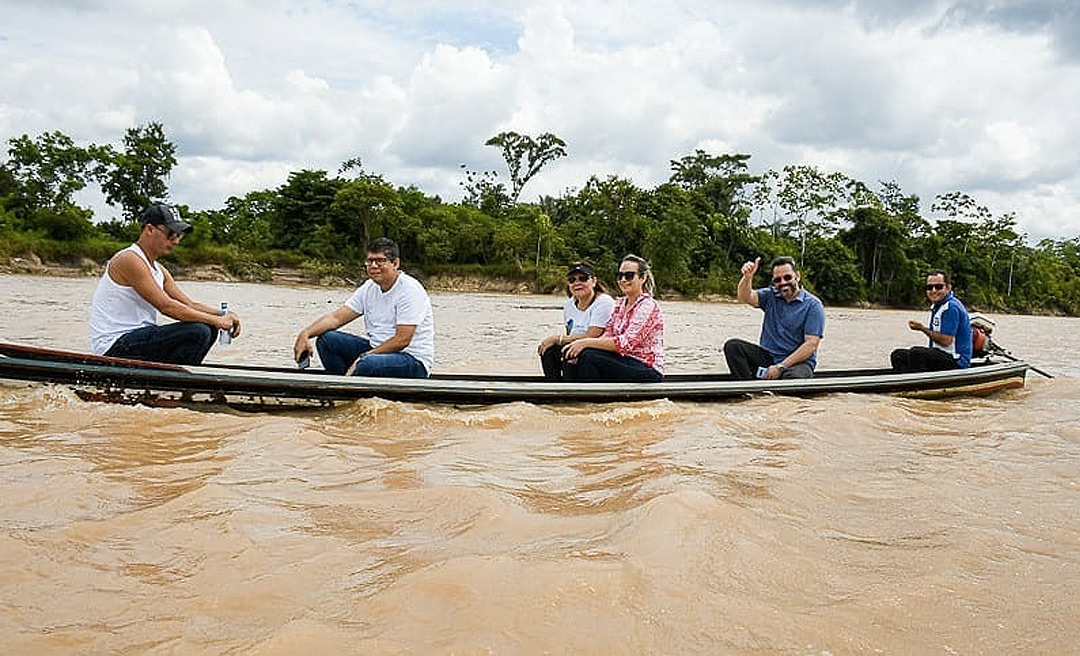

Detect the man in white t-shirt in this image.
[293,238,434,378]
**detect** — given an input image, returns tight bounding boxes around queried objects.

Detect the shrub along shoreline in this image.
[0,248,539,295]
[4,126,1078,315]
[2,246,1070,316]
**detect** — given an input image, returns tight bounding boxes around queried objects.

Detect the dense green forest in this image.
[2,123,1079,314]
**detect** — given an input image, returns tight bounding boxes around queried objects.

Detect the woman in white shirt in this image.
[537,262,615,380]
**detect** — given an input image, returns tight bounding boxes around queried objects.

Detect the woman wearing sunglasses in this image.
[560,254,664,382]
[537,262,615,380]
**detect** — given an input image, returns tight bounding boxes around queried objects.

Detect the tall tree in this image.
[459,164,510,217]
[272,170,343,251]
[840,206,915,304]
[928,191,994,299]
[801,236,865,304]
[485,131,567,204]
[669,150,759,218]
[931,191,992,224]
[4,130,93,214]
[558,175,648,271]
[328,173,404,254]
[776,164,850,259]
[220,190,278,251]
[668,150,761,275]
[0,164,16,198]
[643,182,702,292]
[91,122,177,221]
[749,169,783,237]
[415,203,496,265]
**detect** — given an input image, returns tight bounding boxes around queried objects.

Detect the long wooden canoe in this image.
[0,342,1028,410]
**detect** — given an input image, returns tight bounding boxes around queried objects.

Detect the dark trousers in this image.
[562,347,662,382]
[104,322,216,365]
[539,345,564,379]
[723,338,813,380]
[890,346,960,373]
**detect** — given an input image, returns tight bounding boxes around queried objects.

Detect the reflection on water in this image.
[0,275,1079,652]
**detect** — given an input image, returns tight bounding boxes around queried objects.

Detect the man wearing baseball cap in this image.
[89,202,240,365]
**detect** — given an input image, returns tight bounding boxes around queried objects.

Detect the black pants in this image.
[539,344,564,380]
[104,322,216,365]
[562,348,662,382]
[890,346,960,373]
[722,338,814,380]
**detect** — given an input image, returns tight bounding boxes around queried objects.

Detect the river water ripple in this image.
[1,275,1078,653]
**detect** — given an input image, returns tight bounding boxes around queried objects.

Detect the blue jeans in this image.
[104,322,216,365]
[563,347,662,382]
[316,330,429,378]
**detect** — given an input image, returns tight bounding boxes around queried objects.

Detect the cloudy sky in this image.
[2,0,1078,241]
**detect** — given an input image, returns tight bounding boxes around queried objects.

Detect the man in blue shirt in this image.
[724,256,826,380]
[890,270,972,372]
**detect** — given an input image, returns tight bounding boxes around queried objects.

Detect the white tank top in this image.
[89,244,164,354]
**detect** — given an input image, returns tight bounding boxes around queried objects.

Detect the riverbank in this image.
[0,254,555,296]
[0,253,898,308]
[0,254,942,309]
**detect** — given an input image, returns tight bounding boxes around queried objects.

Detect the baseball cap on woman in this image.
[567,263,595,278]
[141,203,193,234]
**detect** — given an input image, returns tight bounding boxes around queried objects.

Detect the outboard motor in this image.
[969,312,996,357]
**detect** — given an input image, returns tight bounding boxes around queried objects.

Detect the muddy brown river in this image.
[1,274,1078,653]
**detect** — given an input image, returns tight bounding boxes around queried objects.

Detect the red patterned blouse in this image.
[603,293,665,372]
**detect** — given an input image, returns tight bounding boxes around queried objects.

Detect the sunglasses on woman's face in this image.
[772,273,795,284]
[616,271,641,281]
[567,274,591,283]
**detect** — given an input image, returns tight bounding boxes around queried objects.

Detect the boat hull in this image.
[0,342,1029,411]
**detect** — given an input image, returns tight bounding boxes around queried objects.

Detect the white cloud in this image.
[1,0,1078,242]
[390,43,511,165]
[171,156,293,209]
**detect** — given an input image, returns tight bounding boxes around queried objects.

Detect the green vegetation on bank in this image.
[2,124,1079,314]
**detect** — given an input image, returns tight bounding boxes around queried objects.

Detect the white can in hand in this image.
[219,301,232,344]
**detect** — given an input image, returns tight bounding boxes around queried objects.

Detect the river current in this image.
[1,274,1078,653]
